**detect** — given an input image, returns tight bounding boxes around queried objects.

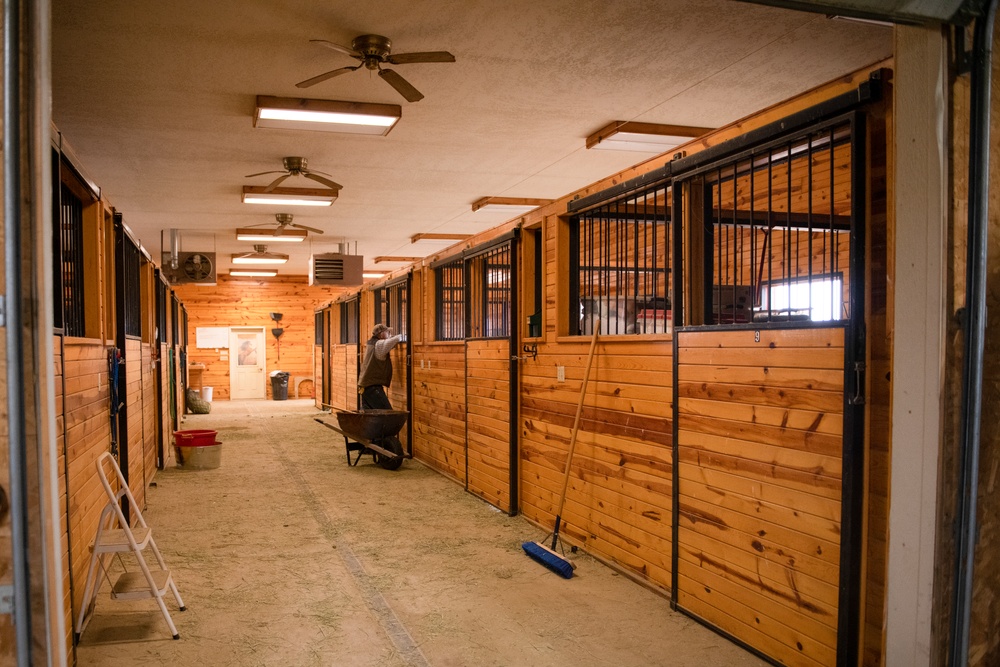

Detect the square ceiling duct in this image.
[309,253,364,286]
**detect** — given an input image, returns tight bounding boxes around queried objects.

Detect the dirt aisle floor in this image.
[75,399,767,667]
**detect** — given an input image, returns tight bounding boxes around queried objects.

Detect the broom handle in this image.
[554,319,600,520]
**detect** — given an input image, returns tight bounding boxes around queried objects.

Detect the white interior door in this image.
[229,328,266,399]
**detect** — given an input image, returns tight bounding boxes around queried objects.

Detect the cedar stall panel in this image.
[411,342,467,484]
[328,344,356,411]
[387,343,409,447]
[675,327,845,667]
[60,339,113,647]
[125,338,146,512]
[160,343,175,468]
[52,339,72,657]
[314,344,323,410]
[141,343,157,484]
[518,338,674,591]
[466,339,512,512]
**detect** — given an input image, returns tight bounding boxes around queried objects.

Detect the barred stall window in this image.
[155,272,168,345]
[54,181,85,336]
[436,259,465,340]
[314,311,324,347]
[340,298,359,344]
[570,183,672,336]
[467,244,511,339]
[375,279,408,335]
[118,226,142,339]
[696,117,854,325]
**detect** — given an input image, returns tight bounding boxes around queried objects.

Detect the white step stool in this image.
[75,451,186,641]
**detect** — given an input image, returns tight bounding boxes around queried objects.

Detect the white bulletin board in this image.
[196,327,229,349]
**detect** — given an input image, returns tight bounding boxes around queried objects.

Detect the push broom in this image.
[522,319,600,578]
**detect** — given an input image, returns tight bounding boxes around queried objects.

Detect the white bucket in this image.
[201,386,214,402]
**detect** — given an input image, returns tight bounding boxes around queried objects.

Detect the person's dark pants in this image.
[361,385,392,410]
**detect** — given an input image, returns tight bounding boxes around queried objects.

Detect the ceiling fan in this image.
[245,157,342,192]
[296,34,455,103]
[252,213,324,236]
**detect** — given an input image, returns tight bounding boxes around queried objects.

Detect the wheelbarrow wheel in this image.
[374,436,404,470]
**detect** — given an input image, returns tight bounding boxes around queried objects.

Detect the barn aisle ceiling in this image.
[51,0,891,277]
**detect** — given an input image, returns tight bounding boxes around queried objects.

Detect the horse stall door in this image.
[464,239,517,514]
[674,327,846,666]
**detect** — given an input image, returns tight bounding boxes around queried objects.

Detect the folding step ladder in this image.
[75,451,186,641]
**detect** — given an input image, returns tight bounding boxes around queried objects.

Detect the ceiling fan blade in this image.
[273,226,284,236]
[304,172,343,190]
[290,222,324,235]
[304,168,333,177]
[244,169,284,178]
[263,174,291,192]
[310,39,361,58]
[379,68,424,103]
[295,65,359,89]
[387,51,455,65]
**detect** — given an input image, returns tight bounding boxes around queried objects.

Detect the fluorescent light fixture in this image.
[230,270,278,277]
[586,121,713,153]
[255,95,401,135]
[363,272,387,279]
[232,245,288,265]
[410,233,471,243]
[236,227,307,242]
[242,186,337,207]
[471,197,553,213]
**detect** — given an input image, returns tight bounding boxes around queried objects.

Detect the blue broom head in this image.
[522,541,574,579]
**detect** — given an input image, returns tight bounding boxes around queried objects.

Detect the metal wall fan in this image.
[296,34,455,102]
[245,157,342,192]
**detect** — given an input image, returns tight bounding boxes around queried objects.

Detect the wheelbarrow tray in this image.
[313,410,408,469]
[335,409,408,441]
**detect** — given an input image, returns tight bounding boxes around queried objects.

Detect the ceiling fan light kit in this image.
[255,95,401,135]
[585,121,714,153]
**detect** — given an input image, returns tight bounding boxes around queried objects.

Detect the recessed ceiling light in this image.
[586,121,713,153]
[255,95,401,135]
[242,186,337,207]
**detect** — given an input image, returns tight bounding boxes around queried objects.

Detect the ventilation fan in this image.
[161,251,217,285]
[245,157,342,192]
[297,34,455,103]
[309,252,363,286]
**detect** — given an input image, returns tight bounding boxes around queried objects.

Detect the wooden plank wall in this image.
[52,339,71,656]
[520,337,674,587]
[141,343,157,483]
[328,344,356,411]
[411,341,467,484]
[173,276,341,401]
[674,328,844,667]
[314,343,323,410]
[160,342,175,468]
[466,339,512,511]
[60,339,112,653]
[125,338,146,513]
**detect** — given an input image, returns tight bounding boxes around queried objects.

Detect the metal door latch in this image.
[850,361,866,405]
[0,585,13,614]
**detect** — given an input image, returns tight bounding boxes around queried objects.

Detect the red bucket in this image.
[173,429,218,447]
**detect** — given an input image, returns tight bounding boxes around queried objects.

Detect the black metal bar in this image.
[670,330,680,610]
[672,183,683,329]
[508,234,519,516]
[404,273,413,456]
[951,2,997,664]
[837,112,866,666]
[568,163,672,213]
[113,215,131,523]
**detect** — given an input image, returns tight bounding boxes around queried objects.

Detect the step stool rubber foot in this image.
[179,606,187,611]
[173,634,180,640]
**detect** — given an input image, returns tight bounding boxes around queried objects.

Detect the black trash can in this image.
[270,371,290,400]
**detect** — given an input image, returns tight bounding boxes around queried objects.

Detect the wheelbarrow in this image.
[314,409,408,470]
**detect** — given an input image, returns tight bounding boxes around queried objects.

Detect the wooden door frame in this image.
[229,327,267,399]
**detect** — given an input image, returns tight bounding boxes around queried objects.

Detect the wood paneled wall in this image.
[60,338,112,656]
[675,328,845,667]
[411,340,467,483]
[173,276,343,401]
[465,339,512,511]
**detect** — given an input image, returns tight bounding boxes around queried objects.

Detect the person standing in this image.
[357,323,405,409]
